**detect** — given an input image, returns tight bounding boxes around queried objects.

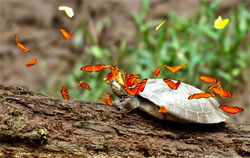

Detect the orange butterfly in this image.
[61,86,70,101]
[137,79,147,92]
[125,79,147,96]
[164,64,185,73]
[26,58,37,67]
[99,92,113,106]
[153,65,164,77]
[200,75,217,83]
[60,29,73,40]
[188,92,215,100]
[80,64,110,72]
[15,34,30,52]
[209,81,236,99]
[104,72,113,83]
[208,81,223,94]
[103,65,119,83]
[163,79,181,90]
[159,106,168,113]
[125,87,140,96]
[110,65,120,81]
[124,70,140,87]
[77,81,91,91]
[219,105,244,114]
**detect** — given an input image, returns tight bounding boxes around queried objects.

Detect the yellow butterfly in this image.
[156,20,166,31]
[58,6,74,18]
[214,16,229,29]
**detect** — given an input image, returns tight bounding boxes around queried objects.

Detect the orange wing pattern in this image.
[15,34,30,52]
[110,65,120,81]
[137,79,147,92]
[219,90,236,98]
[219,105,244,114]
[124,70,140,87]
[104,72,113,83]
[61,86,70,101]
[77,81,91,91]
[80,64,110,72]
[209,81,236,99]
[125,79,147,96]
[159,106,168,113]
[164,64,185,73]
[99,92,113,106]
[188,92,215,100]
[200,75,217,83]
[60,29,72,40]
[153,65,163,77]
[163,79,181,90]
[26,58,37,67]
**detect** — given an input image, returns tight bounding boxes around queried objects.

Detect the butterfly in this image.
[60,29,73,40]
[77,81,91,91]
[104,72,113,83]
[124,70,140,87]
[26,58,37,67]
[58,6,74,18]
[163,79,181,90]
[99,92,113,106]
[164,64,185,73]
[152,65,164,77]
[15,34,30,52]
[61,86,70,101]
[80,64,110,72]
[159,106,168,113]
[214,16,229,29]
[156,20,166,31]
[188,92,215,100]
[219,105,244,114]
[208,81,236,99]
[125,79,147,96]
[200,75,217,83]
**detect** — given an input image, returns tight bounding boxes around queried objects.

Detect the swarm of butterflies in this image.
[15,5,243,115]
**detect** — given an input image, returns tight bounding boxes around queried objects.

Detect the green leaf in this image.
[141,0,149,14]
[90,45,103,58]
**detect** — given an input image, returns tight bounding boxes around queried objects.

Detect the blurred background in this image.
[0,0,249,123]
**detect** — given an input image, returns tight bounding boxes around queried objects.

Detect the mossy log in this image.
[0,84,249,158]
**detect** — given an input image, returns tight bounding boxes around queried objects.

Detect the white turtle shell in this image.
[139,79,228,124]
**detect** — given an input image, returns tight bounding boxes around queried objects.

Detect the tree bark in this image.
[0,84,249,158]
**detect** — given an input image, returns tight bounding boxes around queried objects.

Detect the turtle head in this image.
[110,80,128,98]
[110,71,128,98]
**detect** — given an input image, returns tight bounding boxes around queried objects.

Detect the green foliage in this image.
[44,0,250,102]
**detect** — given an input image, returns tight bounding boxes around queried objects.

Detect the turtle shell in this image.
[139,79,228,124]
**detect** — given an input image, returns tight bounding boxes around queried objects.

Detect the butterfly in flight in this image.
[164,64,185,73]
[26,58,37,67]
[214,16,229,29]
[200,75,217,83]
[99,92,113,106]
[219,105,243,114]
[61,86,70,101]
[15,34,30,52]
[77,81,91,91]
[58,6,74,18]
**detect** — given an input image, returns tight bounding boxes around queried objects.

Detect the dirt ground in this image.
[0,0,249,124]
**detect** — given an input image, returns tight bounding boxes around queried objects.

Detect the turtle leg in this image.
[113,96,141,113]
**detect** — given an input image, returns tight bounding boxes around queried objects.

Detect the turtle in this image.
[110,77,228,124]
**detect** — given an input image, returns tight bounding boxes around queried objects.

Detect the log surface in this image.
[0,84,249,158]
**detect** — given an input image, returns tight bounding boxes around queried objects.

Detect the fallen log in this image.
[0,84,249,157]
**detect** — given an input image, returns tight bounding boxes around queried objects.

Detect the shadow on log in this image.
[0,84,249,157]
